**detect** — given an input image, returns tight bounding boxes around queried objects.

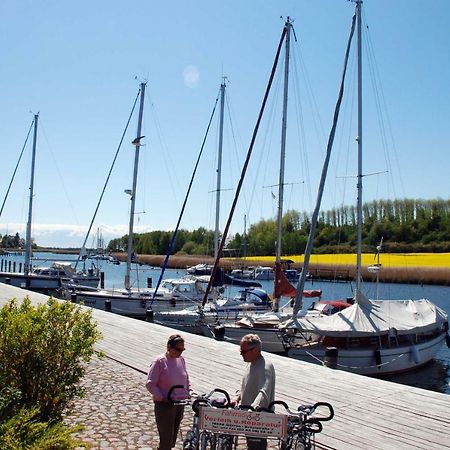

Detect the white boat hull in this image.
[287,333,446,376]
[73,290,203,319]
[200,323,287,354]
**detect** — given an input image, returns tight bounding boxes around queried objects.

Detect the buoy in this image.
[410,345,420,364]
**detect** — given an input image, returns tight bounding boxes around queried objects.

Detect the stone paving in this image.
[65,356,279,449]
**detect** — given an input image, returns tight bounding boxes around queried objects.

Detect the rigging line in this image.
[202,24,288,307]
[293,10,357,315]
[75,87,142,269]
[363,13,404,200]
[290,45,311,211]
[149,93,220,304]
[0,119,34,219]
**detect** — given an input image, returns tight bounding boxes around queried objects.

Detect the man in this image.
[237,333,276,450]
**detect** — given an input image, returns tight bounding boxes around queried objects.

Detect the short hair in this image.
[240,334,262,351]
[167,334,184,349]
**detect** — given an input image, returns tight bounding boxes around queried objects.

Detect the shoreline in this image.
[113,253,450,286]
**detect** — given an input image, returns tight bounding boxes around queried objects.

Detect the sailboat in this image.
[283,1,449,376]
[0,114,100,291]
[176,17,338,353]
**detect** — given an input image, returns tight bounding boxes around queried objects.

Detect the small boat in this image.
[284,293,449,375]
[186,263,213,276]
[152,288,272,333]
[253,266,274,280]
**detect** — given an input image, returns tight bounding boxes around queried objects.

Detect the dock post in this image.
[100,272,105,289]
[19,263,22,272]
[324,347,338,369]
[13,262,16,272]
[146,309,154,322]
[105,299,112,312]
[1,260,3,271]
[8,261,11,272]
[147,277,152,288]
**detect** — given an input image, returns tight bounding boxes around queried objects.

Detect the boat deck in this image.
[1,283,449,449]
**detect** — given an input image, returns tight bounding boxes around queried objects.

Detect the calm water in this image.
[3,251,450,394]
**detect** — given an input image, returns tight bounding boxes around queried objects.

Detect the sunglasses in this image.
[240,347,255,355]
[172,347,185,353]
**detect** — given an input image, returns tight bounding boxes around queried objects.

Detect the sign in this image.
[199,407,287,438]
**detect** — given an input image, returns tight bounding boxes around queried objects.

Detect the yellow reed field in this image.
[242,253,450,268]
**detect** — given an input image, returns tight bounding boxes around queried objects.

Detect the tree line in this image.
[106,198,450,256]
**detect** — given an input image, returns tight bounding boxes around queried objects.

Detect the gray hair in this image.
[240,334,262,351]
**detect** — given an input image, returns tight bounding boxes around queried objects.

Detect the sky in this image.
[0,0,449,248]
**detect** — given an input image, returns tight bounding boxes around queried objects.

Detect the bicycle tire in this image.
[199,431,215,450]
[215,434,234,450]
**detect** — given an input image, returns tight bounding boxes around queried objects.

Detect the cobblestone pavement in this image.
[66,356,280,449]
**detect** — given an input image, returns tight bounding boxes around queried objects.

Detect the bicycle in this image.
[265,400,334,450]
[168,385,231,450]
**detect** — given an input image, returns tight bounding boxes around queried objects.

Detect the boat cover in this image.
[281,292,448,336]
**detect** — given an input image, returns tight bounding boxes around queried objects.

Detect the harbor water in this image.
[2,251,449,394]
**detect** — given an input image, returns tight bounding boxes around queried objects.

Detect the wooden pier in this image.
[0,283,449,449]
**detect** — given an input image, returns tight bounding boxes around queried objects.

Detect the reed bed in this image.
[114,252,450,286]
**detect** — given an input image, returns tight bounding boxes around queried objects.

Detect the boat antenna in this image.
[292,8,357,316]
[202,20,288,307]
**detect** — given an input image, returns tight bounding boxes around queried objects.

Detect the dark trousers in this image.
[246,437,267,450]
[154,402,185,450]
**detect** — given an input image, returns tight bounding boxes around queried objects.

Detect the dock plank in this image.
[0,283,449,449]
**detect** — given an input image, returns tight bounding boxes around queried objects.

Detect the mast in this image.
[274,17,292,306]
[276,18,291,264]
[355,0,363,297]
[125,82,146,290]
[24,114,38,276]
[214,79,226,259]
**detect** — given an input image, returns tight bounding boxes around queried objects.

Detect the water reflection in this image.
[383,358,450,394]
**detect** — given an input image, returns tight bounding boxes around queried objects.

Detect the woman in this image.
[146,334,190,450]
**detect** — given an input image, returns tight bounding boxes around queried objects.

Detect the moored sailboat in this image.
[0,114,100,291]
[282,1,449,376]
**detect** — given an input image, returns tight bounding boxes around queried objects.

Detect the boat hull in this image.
[287,333,446,376]
[72,290,204,319]
[200,323,287,354]
[0,272,61,290]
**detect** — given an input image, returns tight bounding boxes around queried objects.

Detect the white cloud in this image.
[0,223,153,248]
[182,65,200,88]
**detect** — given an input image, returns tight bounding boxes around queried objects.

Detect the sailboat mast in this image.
[276,17,292,264]
[214,79,226,259]
[125,82,146,290]
[24,114,38,276]
[355,0,363,296]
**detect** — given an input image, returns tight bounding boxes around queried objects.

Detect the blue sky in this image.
[1,0,449,248]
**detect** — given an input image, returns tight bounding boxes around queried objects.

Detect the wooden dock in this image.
[1,283,449,449]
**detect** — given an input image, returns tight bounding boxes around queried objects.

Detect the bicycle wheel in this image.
[183,430,198,450]
[199,431,215,450]
[215,434,234,450]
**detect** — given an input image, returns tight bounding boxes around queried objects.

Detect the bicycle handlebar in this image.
[167,385,190,405]
[298,402,334,422]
